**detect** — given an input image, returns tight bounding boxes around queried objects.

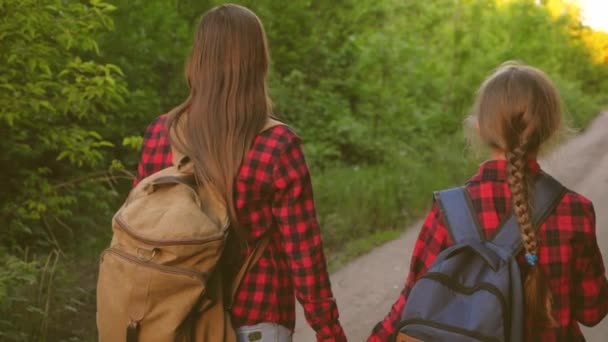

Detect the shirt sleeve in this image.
[133,115,170,187]
[573,201,608,326]
[133,147,148,187]
[271,136,346,341]
[367,202,451,342]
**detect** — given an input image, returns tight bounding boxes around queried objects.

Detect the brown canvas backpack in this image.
[96,119,282,342]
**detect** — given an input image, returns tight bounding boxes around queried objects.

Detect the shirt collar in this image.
[469,159,541,183]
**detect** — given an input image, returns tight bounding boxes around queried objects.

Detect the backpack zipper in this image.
[395,318,500,342]
[419,272,510,341]
[102,247,208,281]
[114,214,227,246]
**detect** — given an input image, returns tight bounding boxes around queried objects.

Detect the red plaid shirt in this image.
[134,114,346,341]
[368,160,608,341]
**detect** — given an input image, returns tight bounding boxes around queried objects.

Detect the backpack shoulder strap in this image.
[434,187,484,244]
[491,172,566,255]
[230,235,271,304]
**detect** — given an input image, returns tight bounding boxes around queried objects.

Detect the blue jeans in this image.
[236,323,292,342]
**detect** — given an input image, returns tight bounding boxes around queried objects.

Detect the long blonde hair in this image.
[168,4,272,244]
[472,61,561,331]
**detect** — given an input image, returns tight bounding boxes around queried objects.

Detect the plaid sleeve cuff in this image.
[315,320,347,342]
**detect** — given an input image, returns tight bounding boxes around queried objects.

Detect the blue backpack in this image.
[396,173,565,342]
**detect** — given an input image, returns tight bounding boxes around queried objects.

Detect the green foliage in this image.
[0,0,128,340]
[1,0,608,340]
[0,0,127,245]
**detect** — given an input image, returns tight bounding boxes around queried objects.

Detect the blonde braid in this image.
[506,147,557,330]
[506,147,537,254]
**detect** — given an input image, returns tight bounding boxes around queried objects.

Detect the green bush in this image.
[0,0,128,340]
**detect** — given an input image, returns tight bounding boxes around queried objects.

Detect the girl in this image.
[368,61,608,341]
[134,4,346,342]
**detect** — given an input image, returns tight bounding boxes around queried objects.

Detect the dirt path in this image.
[294,113,608,341]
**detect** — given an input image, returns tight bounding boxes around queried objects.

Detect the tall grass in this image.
[313,134,478,268]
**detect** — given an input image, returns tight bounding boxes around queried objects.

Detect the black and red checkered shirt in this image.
[134,114,346,341]
[368,160,608,341]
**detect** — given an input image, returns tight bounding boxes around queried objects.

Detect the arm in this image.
[271,136,346,342]
[367,203,450,342]
[573,200,608,326]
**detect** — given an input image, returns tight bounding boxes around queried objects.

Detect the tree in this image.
[0,0,127,340]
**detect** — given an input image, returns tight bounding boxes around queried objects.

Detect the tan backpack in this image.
[96,119,282,342]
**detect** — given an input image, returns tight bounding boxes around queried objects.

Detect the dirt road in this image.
[294,113,608,341]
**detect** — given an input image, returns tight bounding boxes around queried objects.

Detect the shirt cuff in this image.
[315,321,347,342]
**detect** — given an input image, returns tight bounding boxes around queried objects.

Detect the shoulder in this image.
[144,114,169,134]
[562,189,593,207]
[544,176,596,234]
[533,172,596,233]
[547,171,594,215]
[251,124,310,181]
[141,114,170,151]
[256,124,302,155]
[559,189,595,220]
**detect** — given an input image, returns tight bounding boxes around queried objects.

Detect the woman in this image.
[134,4,346,342]
[368,62,608,341]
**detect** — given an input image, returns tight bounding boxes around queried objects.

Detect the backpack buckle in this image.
[136,247,159,262]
